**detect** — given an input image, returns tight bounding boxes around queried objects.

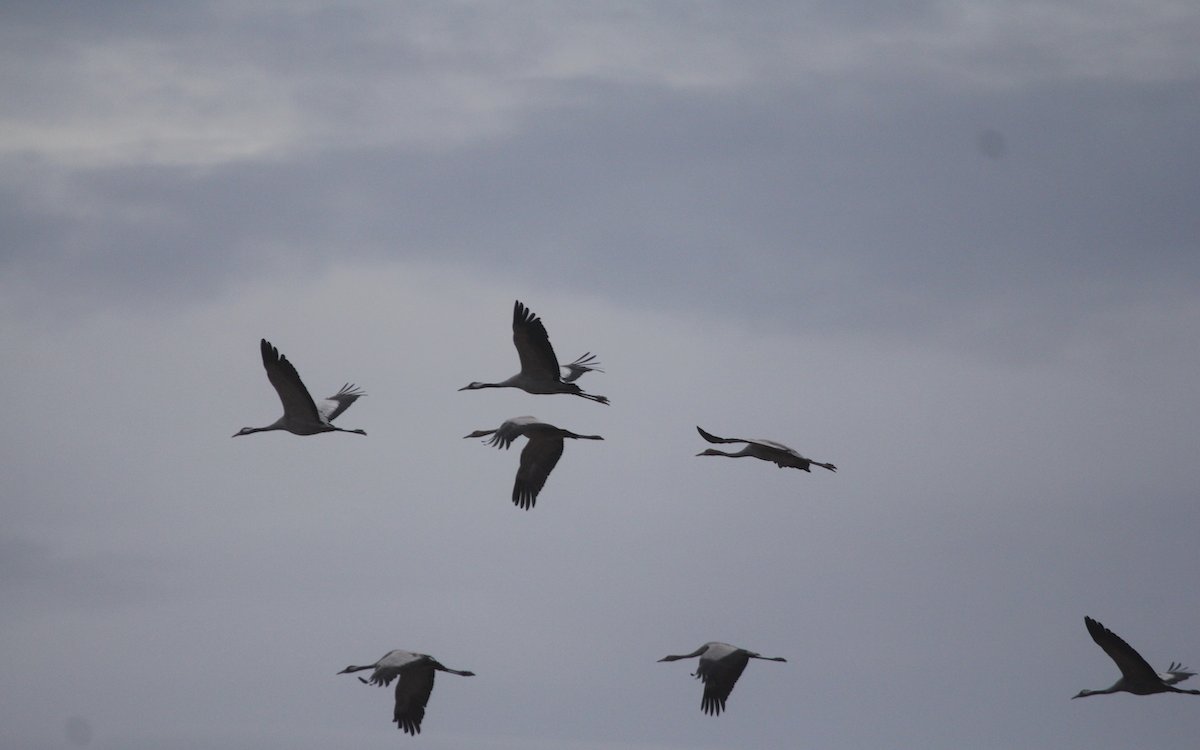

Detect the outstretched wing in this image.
[696,651,750,716]
[512,301,562,381]
[1161,662,1196,685]
[1085,617,1161,683]
[513,436,565,510]
[260,339,322,423]
[487,417,535,450]
[696,426,750,445]
[562,352,603,383]
[485,431,518,450]
[363,650,416,687]
[393,666,436,735]
[320,383,365,422]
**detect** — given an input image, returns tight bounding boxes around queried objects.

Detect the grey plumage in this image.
[1073,616,1200,698]
[233,339,366,437]
[459,301,609,404]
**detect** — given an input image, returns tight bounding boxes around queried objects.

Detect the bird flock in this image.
[237,299,1197,736]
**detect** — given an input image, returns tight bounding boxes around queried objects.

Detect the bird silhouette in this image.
[464,416,603,509]
[658,641,786,715]
[1073,616,1200,698]
[233,339,365,437]
[338,649,474,735]
[459,300,608,404]
[694,426,834,472]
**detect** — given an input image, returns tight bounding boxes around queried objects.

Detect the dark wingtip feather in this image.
[397,719,421,735]
[260,338,277,365]
[700,695,725,716]
[513,299,538,327]
[512,487,537,510]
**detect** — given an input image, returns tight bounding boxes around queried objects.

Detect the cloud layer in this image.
[2,3,1199,748]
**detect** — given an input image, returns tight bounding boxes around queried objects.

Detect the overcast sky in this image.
[3,2,1200,748]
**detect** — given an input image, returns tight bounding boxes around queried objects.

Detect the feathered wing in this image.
[261,339,323,423]
[486,418,535,450]
[512,301,563,381]
[748,439,805,467]
[513,437,565,510]
[1085,617,1161,683]
[696,426,750,445]
[758,445,805,469]
[485,431,519,450]
[320,383,365,422]
[360,650,414,687]
[364,667,399,687]
[393,666,436,735]
[562,352,603,383]
[696,652,750,716]
[1162,662,1197,685]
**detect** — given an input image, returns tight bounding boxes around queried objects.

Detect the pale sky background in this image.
[3,1,1200,748]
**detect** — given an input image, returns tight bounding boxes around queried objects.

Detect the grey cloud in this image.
[6,68,1197,361]
[3,8,1199,744]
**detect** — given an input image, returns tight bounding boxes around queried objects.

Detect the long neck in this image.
[749,655,787,662]
[435,666,475,676]
[663,646,710,661]
[464,381,512,391]
[1075,687,1119,698]
[235,424,282,437]
[701,448,747,458]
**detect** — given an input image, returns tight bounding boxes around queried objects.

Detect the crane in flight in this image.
[464,416,603,509]
[694,426,834,472]
[338,649,474,735]
[459,300,608,404]
[1073,616,1200,698]
[233,339,365,437]
[658,641,786,716]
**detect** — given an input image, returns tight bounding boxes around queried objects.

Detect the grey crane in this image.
[464,416,603,509]
[695,426,834,472]
[658,641,786,716]
[338,649,474,735]
[1073,616,1200,698]
[233,339,365,437]
[459,300,608,404]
